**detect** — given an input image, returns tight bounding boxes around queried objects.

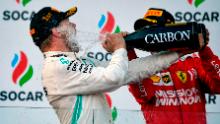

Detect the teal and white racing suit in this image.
[42,48,179,124]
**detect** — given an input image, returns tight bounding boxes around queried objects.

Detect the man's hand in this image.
[198,28,210,49]
[170,28,210,57]
[102,32,127,53]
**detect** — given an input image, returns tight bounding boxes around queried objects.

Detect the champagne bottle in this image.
[124,22,207,51]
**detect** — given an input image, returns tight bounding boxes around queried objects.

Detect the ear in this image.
[51,28,61,38]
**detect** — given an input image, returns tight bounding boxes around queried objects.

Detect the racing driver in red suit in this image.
[128,8,220,124]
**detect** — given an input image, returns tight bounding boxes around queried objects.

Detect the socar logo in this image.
[11,51,33,87]
[187,0,205,8]
[98,11,120,34]
[16,0,32,7]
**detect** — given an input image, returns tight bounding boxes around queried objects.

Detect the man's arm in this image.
[199,46,220,93]
[125,51,179,83]
[43,33,128,95]
[48,51,181,95]
[94,50,181,85]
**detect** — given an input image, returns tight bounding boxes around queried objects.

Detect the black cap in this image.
[30,6,77,47]
[134,8,175,30]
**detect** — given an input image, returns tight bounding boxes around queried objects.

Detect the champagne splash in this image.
[74,30,106,56]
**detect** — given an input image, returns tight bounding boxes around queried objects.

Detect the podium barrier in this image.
[0,106,219,124]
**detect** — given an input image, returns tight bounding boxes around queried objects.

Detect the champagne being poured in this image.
[124,22,207,51]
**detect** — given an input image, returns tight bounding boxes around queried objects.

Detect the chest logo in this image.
[161,72,173,86]
[176,71,187,83]
[150,75,161,83]
[162,74,171,84]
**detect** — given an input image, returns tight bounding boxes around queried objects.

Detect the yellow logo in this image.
[42,12,52,21]
[176,71,187,83]
[30,28,35,35]
[66,7,77,17]
[144,18,157,23]
[144,9,163,18]
[150,75,161,83]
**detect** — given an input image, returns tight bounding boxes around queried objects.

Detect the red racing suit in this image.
[128,46,220,124]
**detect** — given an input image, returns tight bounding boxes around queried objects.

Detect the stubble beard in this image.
[58,24,80,53]
[65,27,81,53]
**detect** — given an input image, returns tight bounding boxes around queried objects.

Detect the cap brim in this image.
[134,18,154,30]
[64,6,77,18]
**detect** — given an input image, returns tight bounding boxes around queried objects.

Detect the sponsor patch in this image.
[176,71,187,83]
[144,9,163,18]
[161,72,173,86]
[67,60,93,73]
[152,72,173,86]
[150,75,161,83]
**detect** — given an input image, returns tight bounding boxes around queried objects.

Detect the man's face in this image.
[57,19,80,52]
